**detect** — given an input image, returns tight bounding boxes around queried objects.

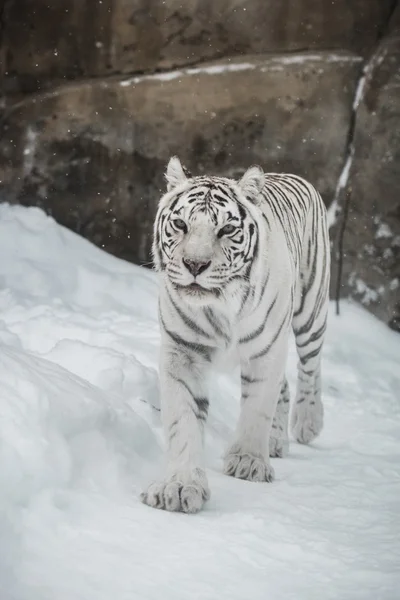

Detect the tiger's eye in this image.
[173,218,187,232]
[218,223,236,237]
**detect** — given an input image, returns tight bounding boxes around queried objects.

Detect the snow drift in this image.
[0,204,399,600]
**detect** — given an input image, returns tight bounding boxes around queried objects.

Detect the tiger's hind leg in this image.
[291,191,329,446]
[291,303,328,445]
[269,377,290,458]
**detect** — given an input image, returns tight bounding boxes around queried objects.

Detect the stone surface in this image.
[1,0,391,94]
[0,52,361,264]
[331,10,400,330]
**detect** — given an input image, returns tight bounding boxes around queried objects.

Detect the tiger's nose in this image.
[182,258,211,277]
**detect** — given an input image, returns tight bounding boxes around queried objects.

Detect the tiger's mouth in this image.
[188,282,206,291]
[173,281,222,298]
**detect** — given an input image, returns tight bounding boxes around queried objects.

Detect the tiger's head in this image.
[152,157,265,306]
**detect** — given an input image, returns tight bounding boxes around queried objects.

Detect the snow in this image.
[353,73,367,111]
[349,274,381,305]
[119,53,362,87]
[268,53,362,65]
[22,127,38,179]
[327,150,354,229]
[328,58,370,229]
[119,62,257,86]
[0,203,399,600]
[376,222,393,240]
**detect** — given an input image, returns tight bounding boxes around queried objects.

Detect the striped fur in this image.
[140,157,330,513]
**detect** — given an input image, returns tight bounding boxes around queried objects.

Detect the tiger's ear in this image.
[165,156,190,192]
[238,165,264,205]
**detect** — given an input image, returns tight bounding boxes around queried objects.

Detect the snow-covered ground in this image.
[0,204,399,600]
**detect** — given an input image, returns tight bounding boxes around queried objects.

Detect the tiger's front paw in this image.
[223,451,275,482]
[140,468,210,514]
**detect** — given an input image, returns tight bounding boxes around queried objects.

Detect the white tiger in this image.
[140,157,330,513]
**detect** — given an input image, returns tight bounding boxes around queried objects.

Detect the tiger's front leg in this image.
[141,342,211,513]
[224,332,289,482]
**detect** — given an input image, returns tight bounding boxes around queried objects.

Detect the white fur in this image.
[141,159,330,513]
[238,165,265,204]
[165,156,188,192]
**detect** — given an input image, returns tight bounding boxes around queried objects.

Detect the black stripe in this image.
[167,287,213,340]
[239,284,252,315]
[241,373,265,385]
[296,319,327,348]
[160,312,213,361]
[261,211,272,231]
[239,294,278,344]
[294,282,326,337]
[250,312,289,360]
[294,234,319,319]
[212,192,230,204]
[299,345,323,366]
[193,397,209,419]
[203,308,230,343]
[254,270,270,310]
[169,191,184,211]
[170,374,209,420]
[168,419,180,443]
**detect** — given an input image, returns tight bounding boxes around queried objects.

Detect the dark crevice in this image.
[0,9,4,51]
[0,1,6,49]
[0,1,12,87]
[335,187,351,315]
[331,60,367,314]
[330,58,363,215]
[377,0,399,42]
[332,0,398,314]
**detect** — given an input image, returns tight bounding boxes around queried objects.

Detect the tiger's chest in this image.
[200,296,276,369]
[198,304,252,369]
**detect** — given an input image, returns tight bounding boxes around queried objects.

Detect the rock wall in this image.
[0,53,361,263]
[0,0,399,329]
[330,3,400,331]
[1,0,393,94]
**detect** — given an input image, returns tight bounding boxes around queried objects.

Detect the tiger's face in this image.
[153,157,265,306]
